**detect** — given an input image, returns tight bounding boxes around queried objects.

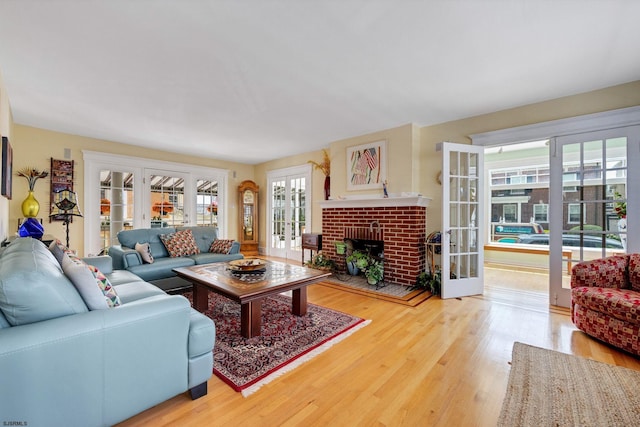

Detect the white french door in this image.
[145,169,192,227]
[549,126,640,307]
[267,165,312,260]
[441,142,485,299]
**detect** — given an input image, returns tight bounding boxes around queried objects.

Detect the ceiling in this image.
[1,1,639,165]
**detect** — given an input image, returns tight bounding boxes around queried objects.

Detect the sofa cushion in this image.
[629,254,640,292]
[106,269,146,287]
[571,255,629,290]
[62,254,121,309]
[135,242,154,264]
[190,252,244,265]
[113,281,167,304]
[177,226,218,254]
[572,286,640,326]
[127,256,196,282]
[209,239,235,254]
[160,229,200,258]
[117,227,176,259]
[0,238,88,326]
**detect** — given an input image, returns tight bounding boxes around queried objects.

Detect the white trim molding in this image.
[470,106,640,146]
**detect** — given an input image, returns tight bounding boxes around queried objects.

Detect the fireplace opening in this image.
[344,238,384,259]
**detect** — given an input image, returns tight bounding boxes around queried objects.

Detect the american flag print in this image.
[350,146,381,185]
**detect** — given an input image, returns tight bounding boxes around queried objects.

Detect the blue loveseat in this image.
[108,226,243,292]
[0,237,215,427]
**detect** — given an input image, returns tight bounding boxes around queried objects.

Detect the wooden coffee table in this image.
[173,260,331,338]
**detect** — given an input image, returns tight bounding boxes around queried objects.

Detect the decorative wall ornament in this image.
[308,148,331,200]
[1,136,12,199]
[347,140,387,191]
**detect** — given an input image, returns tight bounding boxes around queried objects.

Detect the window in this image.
[83,151,229,256]
[196,179,219,227]
[533,204,548,223]
[568,203,584,224]
[503,204,517,222]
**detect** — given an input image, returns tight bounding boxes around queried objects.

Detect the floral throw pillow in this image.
[135,242,154,264]
[209,239,235,254]
[160,229,200,258]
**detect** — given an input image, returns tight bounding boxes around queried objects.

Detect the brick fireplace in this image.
[320,196,430,286]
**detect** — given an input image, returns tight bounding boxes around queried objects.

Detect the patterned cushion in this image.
[135,242,154,264]
[570,255,629,290]
[160,229,200,257]
[573,303,640,356]
[62,254,121,310]
[629,254,640,292]
[572,286,640,326]
[49,239,74,266]
[209,239,235,254]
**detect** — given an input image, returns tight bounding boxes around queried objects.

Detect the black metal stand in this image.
[62,215,72,248]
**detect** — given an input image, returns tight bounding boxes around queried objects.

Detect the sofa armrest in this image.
[0,294,195,426]
[82,255,113,274]
[570,255,629,289]
[229,241,241,254]
[109,245,142,269]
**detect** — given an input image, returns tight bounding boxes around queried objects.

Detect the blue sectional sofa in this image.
[108,226,243,292]
[0,237,215,427]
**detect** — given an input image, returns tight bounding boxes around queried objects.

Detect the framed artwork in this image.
[50,158,75,222]
[1,136,12,199]
[347,140,387,190]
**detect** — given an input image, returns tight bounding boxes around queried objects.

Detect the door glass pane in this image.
[460,203,469,227]
[449,203,458,227]
[449,151,458,175]
[460,152,469,176]
[100,170,134,249]
[150,175,184,227]
[449,177,459,201]
[469,152,478,177]
[289,177,306,251]
[196,179,218,228]
[271,180,286,249]
[562,138,626,261]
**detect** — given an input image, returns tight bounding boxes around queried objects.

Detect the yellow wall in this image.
[419,80,640,234]
[11,125,254,254]
[256,81,640,244]
[3,80,640,253]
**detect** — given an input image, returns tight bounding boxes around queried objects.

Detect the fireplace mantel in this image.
[319,195,431,209]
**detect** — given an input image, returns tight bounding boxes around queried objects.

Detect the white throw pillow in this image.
[135,242,154,264]
[62,254,121,310]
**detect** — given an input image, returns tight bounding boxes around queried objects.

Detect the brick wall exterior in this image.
[322,206,427,286]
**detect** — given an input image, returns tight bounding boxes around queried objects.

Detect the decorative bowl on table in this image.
[228,258,266,272]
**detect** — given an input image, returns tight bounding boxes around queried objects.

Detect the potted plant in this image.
[415,270,441,296]
[305,251,336,271]
[364,259,384,285]
[345,250,367,275]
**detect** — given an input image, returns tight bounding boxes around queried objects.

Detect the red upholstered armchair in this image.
[571,254,640,356]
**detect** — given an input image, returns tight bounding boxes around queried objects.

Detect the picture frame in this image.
[347,140,387,191]
[1,136,13,199]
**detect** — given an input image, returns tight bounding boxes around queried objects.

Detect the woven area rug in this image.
[498,342,640,426]
[189,292,369,397]
[321,274,431,306]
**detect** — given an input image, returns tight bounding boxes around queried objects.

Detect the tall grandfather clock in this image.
[238,180,259,255]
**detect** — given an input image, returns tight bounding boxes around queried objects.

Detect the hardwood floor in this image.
[117,269,640,427]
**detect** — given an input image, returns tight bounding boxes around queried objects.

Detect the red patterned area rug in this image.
[188,292,369,397]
